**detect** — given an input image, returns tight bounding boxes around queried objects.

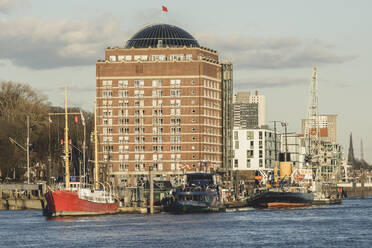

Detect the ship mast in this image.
[64,86,70,190]
[94,98,99,190]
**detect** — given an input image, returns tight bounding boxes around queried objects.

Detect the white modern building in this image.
[232,128,280,171]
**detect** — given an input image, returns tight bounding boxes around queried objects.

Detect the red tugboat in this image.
[44,91,119,216]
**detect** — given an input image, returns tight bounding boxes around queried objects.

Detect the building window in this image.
[247,150,254,158]
[170,55,184,61]
[234,131,238,140]
[152,90,163,98]
[246,159,251,168]
[102,90,112,98]
[152,55,166,61]
[235,141,239,149]
[234,159,238,168]
[118,90,128,98]
[102,80,112,88]
[246,131,254,140]
[152,80,162,87]
[134,80,144,88]
[170,90,181,97]
[118,80,128,88]
[134,55,148,61]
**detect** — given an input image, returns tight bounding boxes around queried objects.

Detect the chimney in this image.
[255,90,258,96]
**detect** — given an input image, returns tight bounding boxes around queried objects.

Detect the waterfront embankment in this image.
[0,183,46,210]
[338,183,372,198]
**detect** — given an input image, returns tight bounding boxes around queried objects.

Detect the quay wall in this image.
[338,183,372,198]
[342,187,372,198]
[0,183,46,210]
[0,199,44,210]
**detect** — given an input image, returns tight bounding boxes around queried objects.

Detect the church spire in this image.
[348,132,355,165]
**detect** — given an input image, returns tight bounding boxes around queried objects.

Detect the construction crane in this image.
[304,67,321,171]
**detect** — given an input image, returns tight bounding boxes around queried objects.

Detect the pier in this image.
[0,183,46,210]
[338,183,372,198]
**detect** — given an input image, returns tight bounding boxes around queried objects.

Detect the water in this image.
[0,198,371,248]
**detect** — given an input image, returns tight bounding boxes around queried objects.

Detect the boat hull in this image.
[165,200,226,213]
[247,191,314,208]
[44,190,119,217]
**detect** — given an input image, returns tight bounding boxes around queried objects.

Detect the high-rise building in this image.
[301,114,337,143]
[233,91,266,128]
[95,23,229,186]
[221,63,234,177]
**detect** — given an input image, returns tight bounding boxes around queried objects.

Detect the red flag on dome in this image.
[162,5,168,12]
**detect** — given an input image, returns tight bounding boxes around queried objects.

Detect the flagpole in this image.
[48,117,52,185]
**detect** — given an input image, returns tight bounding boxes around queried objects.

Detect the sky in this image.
[0,0,371,162]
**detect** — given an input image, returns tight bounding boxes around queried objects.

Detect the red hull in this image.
[44,190,119,216]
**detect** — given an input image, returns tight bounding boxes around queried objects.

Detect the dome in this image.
[125,23,200,49]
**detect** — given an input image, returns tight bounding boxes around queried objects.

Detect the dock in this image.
[0,183,46,210]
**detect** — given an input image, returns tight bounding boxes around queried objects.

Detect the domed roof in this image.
[125,23,200,49]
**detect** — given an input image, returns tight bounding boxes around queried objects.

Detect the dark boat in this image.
[164,173,226,213]
[247,187,314,208]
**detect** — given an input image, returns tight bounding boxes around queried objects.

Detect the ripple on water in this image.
[0,198,371,248]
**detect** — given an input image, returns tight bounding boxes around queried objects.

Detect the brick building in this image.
[95,24,232,186]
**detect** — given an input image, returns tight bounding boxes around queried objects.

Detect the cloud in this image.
[234,77,308,89]
[196,33,355,69]
[0,15,126,69]
[0,0,29,14]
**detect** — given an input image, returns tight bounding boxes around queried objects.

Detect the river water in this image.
[0,198,371,248]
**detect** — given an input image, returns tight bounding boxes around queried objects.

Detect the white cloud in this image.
[0,15,126,69]
[234,77,308,89]
[196,33,355,69]
[0,0,29,14]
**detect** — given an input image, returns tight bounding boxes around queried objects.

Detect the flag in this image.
[80,111,85,126]
[48,116,52,123]
[162,5,168,12]
[74,116,78,123]
[60,139,64,145]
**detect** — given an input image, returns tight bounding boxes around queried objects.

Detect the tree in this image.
[0,81,95,183]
